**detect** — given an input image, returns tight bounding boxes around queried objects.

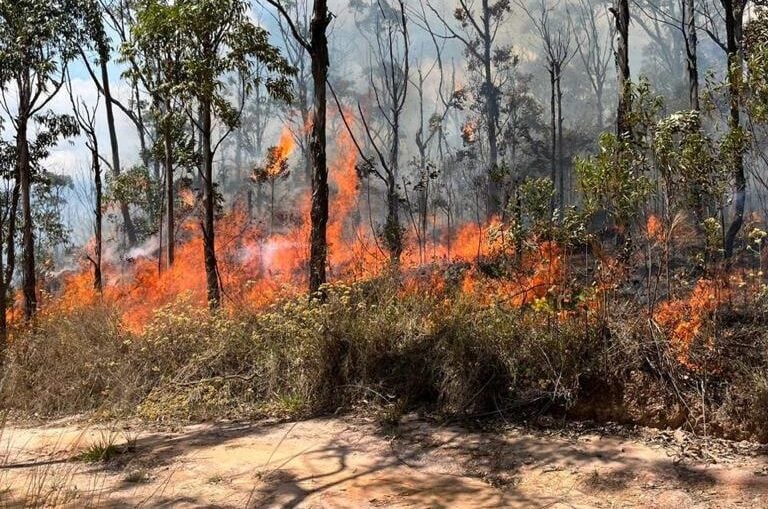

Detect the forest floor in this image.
[1,415,767,508]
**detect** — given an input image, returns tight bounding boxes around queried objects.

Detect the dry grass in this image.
[1,275,767,441]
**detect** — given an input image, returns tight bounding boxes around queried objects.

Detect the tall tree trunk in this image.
[549,66,556,209]
[613,0,631,137]
[416,73,429,263]
[482,0,501,219]
[0,226,5,364]
[99,49,137,246]
[723,0,745,259]
[164,117,174,268]
[596,82,605,130]
[308,0,330,296]
[19,126,35,319]
[386,177,402,263]
[16,80,35,320]
[93,147,103,292]
[387,110,403,264]
[684,0,700,111]
[556,66,565,209]
[200,99,220,307]
[0,182,20,348]
[235,120,243,209]
[612,0,632,256]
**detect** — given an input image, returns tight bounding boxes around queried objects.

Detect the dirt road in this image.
[1,416,766,508]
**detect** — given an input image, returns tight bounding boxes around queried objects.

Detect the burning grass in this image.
[4,265,768,442]
[2,129,768,443]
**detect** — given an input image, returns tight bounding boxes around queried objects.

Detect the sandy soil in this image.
[0,416,766,508]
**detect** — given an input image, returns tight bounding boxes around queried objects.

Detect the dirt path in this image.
[0,416,766,508]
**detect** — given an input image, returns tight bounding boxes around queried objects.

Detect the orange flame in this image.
[646,214,664,243]
[34,123,574,335]
[654,278,729,368]
[266,128,296,177]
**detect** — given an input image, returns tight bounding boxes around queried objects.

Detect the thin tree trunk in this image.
[684,0,700,111]
[482,0,501,218]
[0,235,5,364]
[723,0,745,259]
[200,99,220,307]
[596,84,604,130]
[0,180,20,347]
[556,65,565,209]
[549,67,556,210]
[99,50,137,246]
[387,113,403,263]
[308,0,330,296]
[613,0,631,137]
[164,114,174,268]
[93,147,103,292]
[16,83,35,320]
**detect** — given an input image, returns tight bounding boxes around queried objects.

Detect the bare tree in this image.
[571,0,615,128]
[519,0,576,210]
[350,0,410,263]
[423,0,512,218]
[68,79,103,292]
[632,0,685,79]
[631,0,700,110]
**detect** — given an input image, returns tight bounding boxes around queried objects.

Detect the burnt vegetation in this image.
[1,0,768,443]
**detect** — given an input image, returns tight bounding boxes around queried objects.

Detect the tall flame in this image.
[33,125,572,335]
[265,128,296,177]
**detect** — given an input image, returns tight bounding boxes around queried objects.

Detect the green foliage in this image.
[105,166,162,241]
[745,8,768,122]
[0,0,87,85]
[519,177,554,230]
[575,132,651,230]
[654,110,728,216]
[124,0,294,126]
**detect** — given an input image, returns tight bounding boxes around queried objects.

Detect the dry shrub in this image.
[3,276,768,441]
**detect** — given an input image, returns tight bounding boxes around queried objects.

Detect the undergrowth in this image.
[2,275,768,442]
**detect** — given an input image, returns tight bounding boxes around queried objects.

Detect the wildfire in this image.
[30,123,575,336]
[461,120,477,145]
[646,214,664,243]
[653,278,729,368]
[265,128,296,177]
[180,188,196,207]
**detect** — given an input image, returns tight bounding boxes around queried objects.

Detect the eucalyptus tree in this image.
[424,0,513,218]
[720,0,748,260]
[129,0,293,307]
[123,1,189,268]
[631,0,700,110]
[67,79,104,292]
[265,0,332,296]
[570,0,614,129]
[0,0,86,319]
[352,0,410,264]
[610,0,632,137]
[80,0,139,246]
[518,0,576,210]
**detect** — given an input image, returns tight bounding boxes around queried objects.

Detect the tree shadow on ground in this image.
[1,418,767,508]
